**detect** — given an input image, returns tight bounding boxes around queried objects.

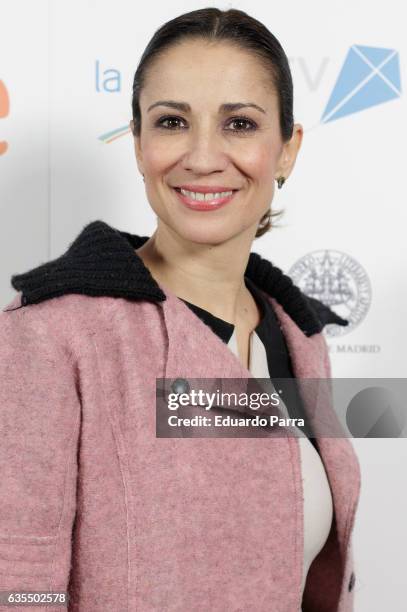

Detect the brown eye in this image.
[226,117,257,132]
[156,116,186,130]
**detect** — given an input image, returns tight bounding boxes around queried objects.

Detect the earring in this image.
[142,174,145,182]
[277,176,286,189]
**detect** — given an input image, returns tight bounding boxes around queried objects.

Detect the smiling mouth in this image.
[172,186,238,209]
[173,187,239,198]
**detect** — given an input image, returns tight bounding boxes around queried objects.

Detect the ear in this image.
[275,123,304,182]
[129,119,144,176]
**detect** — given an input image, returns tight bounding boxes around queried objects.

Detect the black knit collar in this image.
[10,219,348,337]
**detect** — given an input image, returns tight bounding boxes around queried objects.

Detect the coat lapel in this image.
[160,286,360,563]
[159,289,253,406]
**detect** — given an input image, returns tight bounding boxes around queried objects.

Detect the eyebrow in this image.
[147,100,267,114]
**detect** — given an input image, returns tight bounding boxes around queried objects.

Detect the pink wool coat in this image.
[0,220,361,611]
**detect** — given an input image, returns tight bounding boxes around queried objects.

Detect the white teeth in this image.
[179,188,233,201]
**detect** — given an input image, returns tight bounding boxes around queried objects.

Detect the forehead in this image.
[140,39,277,107]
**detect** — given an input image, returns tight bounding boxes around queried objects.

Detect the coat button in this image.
[348,571,356,592]
[171,378,190,394]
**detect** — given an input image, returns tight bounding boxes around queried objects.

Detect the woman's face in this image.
[131,39,303,246]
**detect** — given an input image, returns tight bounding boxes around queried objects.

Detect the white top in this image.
[227,327,334,607]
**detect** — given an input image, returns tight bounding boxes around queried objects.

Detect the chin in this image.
[168,219,242,247]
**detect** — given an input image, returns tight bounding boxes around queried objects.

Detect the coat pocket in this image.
[0,533,58,580]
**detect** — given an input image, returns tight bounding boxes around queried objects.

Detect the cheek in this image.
[236,141,279,180]
[139,136,174,175]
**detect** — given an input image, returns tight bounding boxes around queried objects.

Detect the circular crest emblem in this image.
[288,250,371,337]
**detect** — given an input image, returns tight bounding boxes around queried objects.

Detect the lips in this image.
[174,185,239,193]
[172,186,237,211]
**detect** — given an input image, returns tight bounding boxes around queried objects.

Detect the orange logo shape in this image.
[0,80,10,156]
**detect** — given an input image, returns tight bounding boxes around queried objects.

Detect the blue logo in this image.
[321,44,401,123]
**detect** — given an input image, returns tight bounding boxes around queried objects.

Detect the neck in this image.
[134,222,259,324]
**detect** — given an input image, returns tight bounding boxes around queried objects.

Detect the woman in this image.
[0,8,361,612]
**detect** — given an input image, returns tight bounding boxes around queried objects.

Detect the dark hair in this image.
[131,7,294,238]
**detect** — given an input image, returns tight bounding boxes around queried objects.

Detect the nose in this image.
[180,124,230,176]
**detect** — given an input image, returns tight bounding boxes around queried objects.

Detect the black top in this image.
[179,276,294,377]
[179,276,320,452]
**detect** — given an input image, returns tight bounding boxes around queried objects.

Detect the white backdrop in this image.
[1,1,406,609]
